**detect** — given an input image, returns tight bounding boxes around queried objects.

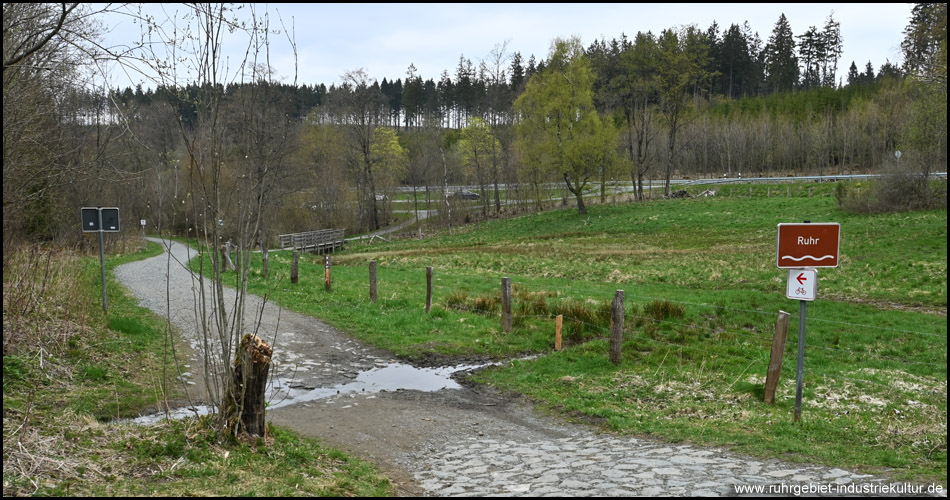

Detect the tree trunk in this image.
[574,190,587,214]
[224,334,273,437]
[440,146,452,233]
[563,173,587,215]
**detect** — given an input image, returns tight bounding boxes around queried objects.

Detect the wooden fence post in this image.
[609,290,624,365]
[555,314,563,351]
[426,266,433,313]
[369,260,377,302]
[291,250,299,284]
[324,255,331,291]
[501,277,512,333]
[260,239,269,279]
[764,310,791,404]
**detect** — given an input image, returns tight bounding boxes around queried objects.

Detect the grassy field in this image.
[214,181,946,484]
[2,240,393,496]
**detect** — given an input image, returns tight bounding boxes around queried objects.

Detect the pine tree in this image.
[847,61,860,86]
[821,13,843,87]
[901,3,948,82]
[764,14,799,94]
[797,25,825,90]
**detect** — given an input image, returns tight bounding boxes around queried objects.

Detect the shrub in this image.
[443,290,498,316]
[836,171,947,214]
[443,290,469,311]
[552,299,605,345]
[643,300,685,321]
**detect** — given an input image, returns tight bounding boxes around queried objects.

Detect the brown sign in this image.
[776,223,840,268]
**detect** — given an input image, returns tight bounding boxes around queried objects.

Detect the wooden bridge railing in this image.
[278,229,345,253]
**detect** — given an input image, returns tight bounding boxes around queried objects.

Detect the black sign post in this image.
[82,207,119,312]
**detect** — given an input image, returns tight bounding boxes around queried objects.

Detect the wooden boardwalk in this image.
[278,229,345,253]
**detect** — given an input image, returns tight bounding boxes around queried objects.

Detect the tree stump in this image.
[224,334,273,437]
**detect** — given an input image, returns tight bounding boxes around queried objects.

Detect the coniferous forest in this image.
[3,3,946,244]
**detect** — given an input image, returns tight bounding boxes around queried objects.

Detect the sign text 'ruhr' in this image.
[776,223,840,268]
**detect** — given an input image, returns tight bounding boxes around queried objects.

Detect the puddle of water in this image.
[121,361,489,424]
[268,362,484,409]
[125,405,213,425]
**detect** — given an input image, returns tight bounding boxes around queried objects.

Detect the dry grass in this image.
[2,244,95,367]
[3,411,131,496]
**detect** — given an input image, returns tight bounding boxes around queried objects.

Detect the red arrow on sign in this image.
[797,273,807,285]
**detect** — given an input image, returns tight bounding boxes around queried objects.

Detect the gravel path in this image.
[115,239,944,497]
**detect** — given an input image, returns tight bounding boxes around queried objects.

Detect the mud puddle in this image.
[123,361,488,425]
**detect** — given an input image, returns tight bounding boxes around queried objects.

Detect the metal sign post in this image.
[82,207,120,312]
[794,299,806,422]
[777,221,839,423]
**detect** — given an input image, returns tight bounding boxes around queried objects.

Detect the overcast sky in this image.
[99,3,912,89]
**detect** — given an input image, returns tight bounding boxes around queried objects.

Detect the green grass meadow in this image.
[199,181,945,484]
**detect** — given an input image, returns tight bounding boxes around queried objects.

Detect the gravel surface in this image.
[115,239,576,495]
[115,239,942,497]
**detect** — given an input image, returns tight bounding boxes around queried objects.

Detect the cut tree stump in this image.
[224,334,273,437]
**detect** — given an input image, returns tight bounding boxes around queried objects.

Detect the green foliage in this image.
[515,37,616,213]
[905,79,948,177]
[370,126,409,182]
[2,355,30,388]
[709,82,886,122]
[79,363,110,382]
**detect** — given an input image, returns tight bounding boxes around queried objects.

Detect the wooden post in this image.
[609,290,624,365]
[425,266,433,313]
[324,255,331,291]
[369,261,377,302]
[260,240,269,279]
[291,250,299,284]
[501,277,512,333]
[555,314,563,351]
[764,310,791,404]
[224,334,273,437]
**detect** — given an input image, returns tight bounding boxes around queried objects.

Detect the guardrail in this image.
[278,229,345,253]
